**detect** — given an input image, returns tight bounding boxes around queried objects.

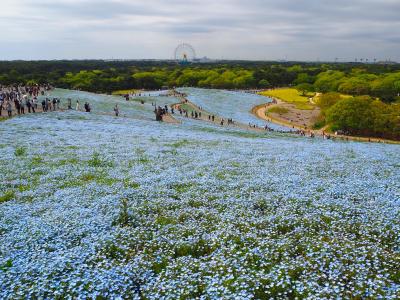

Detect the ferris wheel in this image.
[174,43,196,63]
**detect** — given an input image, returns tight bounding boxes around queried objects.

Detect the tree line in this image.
[1,60,399,99]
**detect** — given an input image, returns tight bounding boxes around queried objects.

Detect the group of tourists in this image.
[0,84,52,117]
[154,105,170,121]
[0,84,97,118]
[40,98,61,112]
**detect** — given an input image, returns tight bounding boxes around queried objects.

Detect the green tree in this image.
[296,83,314,96]
[314,71,345,92]
[258,79,271,88]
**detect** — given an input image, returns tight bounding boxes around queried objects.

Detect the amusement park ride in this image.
[174,43,196,65]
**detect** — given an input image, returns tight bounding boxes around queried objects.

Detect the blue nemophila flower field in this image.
[0,89,399,299]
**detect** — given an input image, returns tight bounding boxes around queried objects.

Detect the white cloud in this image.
[0,0,399,61]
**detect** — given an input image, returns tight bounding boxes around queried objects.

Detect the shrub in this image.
[0,190,16,203]
[14,146,27,157]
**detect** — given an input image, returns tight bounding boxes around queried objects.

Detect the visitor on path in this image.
[41,99,46,112]
[26,98,32,113]
[76,100,80,111]
[7,101,12,117]
[155,106,164,121]
[68,98,72,109]
[32,98,37,112]
[15,99,20,114]
[114,104,119,116]
[221,119,224,126]
[212,115,215,122]
[52,98,57,111]
[20,99,25,114]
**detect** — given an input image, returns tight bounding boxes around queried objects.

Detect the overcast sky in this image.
[0,0,399,61]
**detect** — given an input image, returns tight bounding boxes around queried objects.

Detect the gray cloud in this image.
[0,0,399,61]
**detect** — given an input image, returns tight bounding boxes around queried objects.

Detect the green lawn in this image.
[259,88,315,110]
[112,89,139,95]
[267,106,289,114]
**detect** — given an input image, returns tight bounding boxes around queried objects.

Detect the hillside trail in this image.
[170,94,267,133]
[1,101,181,124]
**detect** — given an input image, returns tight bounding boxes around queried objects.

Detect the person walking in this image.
[32,98,37,112]
[47,98,51,111]
[26,98,32,113]
[15,99,20,115]
[7,101,12,117]
[76,100,80,111]
[19,99,25,114]
[114,104,119,116]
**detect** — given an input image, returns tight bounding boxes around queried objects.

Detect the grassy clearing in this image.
[267,106,289,114]
[112,89,139,95]
[259,88,314,110]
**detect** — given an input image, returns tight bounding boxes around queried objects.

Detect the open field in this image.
[1,89,400,299]
[259,89,315,110]
[112,89,139,96]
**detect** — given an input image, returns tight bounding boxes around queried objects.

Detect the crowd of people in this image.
[154,104,171,121]
[0,85,98,118]
[0,84,53,117]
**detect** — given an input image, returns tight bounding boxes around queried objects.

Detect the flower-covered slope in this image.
[0,97,399,298]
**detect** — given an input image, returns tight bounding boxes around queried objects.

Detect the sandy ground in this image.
[253,99,321,130]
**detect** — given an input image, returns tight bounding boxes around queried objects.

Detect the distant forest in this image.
[1,60,400,102]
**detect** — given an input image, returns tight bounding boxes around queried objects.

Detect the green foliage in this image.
[338,77,370,95]
[296,83,314,96]
[14,146,27,157]
[316,92,342,111]
[258,79,271,88]
[0,259,13,271]
[314,71,346,92]
[88,152,113,168]
[326,96,400,139]
[0,190,16,203]
[113,198,132,227]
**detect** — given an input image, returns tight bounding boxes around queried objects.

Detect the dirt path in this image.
[252,101,400,144]
[252,99,320,130]
[161,113,181,124]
